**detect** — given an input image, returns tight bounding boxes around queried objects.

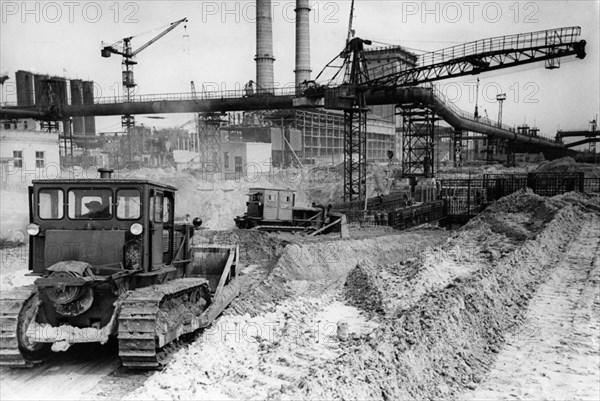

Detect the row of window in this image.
[13,150,45,168]
[39,188,142,220]
[3,121,28,130]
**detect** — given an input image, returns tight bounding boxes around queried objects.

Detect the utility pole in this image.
[474,78,480,119]
[591,117,598,163]
[496,93,506,127]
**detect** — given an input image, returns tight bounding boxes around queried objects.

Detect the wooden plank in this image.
[309,217,342,237]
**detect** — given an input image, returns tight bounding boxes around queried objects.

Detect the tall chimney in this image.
[295,0,311,90]
[256,0,275,94]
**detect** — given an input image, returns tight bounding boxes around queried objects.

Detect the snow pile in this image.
[126,297,377,401]
[0,245,33,291]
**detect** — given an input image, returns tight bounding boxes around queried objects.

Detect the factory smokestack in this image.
[256,0,275,94]
[295,0,311,91]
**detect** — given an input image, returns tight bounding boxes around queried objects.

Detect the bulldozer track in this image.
[0,286,41,368]
[118,278,211,369]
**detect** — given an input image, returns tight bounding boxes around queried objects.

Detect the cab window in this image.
[38,189,64,219]
[153,193,164,222]
[162,196,171,223]
[68,189,113,219]
[116,189,141,220]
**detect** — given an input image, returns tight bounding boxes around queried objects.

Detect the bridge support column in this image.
[506,141,517,167]
[486,137,498,164]
[197,113,223,173]
[400,104,436,177]
[343,106,368,202]
[453,130,463,168]
[60,118,73,161]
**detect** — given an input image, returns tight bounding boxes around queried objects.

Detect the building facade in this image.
[0,129,60,186]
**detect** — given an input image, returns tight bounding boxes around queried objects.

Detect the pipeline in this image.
[364,86,566,150]
[1,86,566,150]
[0,108,49,119]
[565,138,600,148]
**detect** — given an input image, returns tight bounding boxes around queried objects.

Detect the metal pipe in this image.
[557,130,599,138]
[256,0,275,94]
[295,0,311,90]
[2,86,567,150]
[364,87,566,149]
[565,138,599,148]
[0,108,49,119]
[55,96,296,116]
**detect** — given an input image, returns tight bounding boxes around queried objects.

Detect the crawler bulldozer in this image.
[234,188,348,237]
[0,169,240,369]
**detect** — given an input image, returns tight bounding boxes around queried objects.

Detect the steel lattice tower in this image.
[400,104,436,177]
[341,38,371,202]
[197,113,223,172]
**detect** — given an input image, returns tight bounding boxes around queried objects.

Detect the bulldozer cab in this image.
[247,188,295,221]
[28,177,181,278]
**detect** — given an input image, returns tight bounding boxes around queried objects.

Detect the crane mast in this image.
[102,17,188,130]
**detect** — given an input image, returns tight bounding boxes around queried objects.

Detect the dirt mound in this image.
[227,231,449,317]
[536,157,600,178]
[270,233,448,295]
[195,230,287,266]
[343,260,386,315]
[273,192,599,400]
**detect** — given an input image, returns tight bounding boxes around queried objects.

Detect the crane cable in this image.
[107,21,175,49]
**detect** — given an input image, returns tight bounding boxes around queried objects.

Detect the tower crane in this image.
[101,17,188,130]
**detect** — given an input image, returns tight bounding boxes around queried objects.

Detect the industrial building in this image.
[220,109,395,167]
[0,129,60,186]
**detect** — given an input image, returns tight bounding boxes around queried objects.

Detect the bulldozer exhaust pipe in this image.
[98,168,114,179]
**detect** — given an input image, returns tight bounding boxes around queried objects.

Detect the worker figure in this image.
[83,200,110,218]
[244,80,255,97]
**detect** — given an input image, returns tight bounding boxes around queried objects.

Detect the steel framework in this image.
[367,27,586,88]
[400,105,436,177]
[342,39,371,202]
[343,101,368,201]
[453,130,463,167]
[197,113,223,172]
[319,37,372,201]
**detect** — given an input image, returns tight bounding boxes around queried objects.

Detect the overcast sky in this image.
[1,0,598,137]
